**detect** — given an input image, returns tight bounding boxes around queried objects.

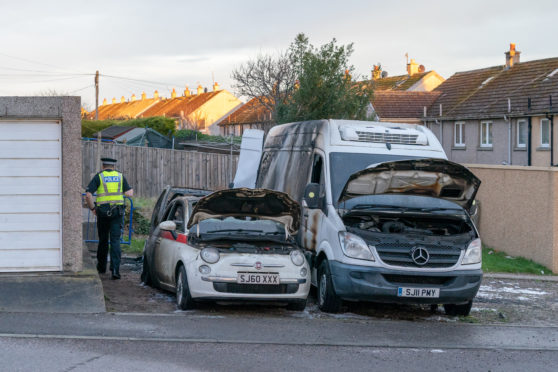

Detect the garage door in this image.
[0,120,62,272]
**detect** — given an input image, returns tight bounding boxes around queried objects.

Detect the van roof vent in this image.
[339,125,428,145]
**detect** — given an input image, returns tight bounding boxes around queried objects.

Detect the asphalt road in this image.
[1,312,558,371]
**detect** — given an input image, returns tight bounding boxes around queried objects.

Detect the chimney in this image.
[130,94,136,102]
[197,85,203,95]
[407,58,419,76]
[184,85,191,97]
[141,91,146,100]
[171,88,177,99]
[102,98,107,105]
[213,82,220,91]
[372,65,381,80]
[505,43,521,69]
[154,90,159,99]
[112,97,116,104]
[120,96,125,103]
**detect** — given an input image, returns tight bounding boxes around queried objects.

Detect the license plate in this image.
[397,287,440,298]
[237,273,280,285]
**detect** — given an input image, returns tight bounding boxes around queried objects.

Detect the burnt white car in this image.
[141,188,310,310]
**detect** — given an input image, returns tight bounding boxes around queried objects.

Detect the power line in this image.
[69,84,94,94]
[0,65,91,76]
[0,52,88,75]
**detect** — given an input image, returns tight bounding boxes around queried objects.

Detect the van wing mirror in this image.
[303,183,322,209]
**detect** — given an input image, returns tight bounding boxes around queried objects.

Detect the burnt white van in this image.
[236,120,482,315]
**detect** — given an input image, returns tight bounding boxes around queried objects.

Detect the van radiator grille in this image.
[375,243,462,268]
[355,131,419,145]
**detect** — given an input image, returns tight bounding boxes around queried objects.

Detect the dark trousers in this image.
[96,211,123,273]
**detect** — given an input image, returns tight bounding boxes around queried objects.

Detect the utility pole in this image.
[94,70,99,120]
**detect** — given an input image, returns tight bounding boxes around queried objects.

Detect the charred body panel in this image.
[257,120,327,203]
[339,159,481,211]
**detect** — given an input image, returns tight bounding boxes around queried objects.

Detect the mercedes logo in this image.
[411,247,430,266]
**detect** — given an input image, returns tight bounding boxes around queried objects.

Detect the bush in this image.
[174,129,241,144]
[82,116,177,138]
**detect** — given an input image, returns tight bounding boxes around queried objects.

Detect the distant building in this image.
[366,59,445,92]
[216,97,273,136]
[424,44,558,167]
[86,83,242,135]
[371,91,441,124]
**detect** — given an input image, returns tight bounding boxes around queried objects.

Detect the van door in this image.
[301,152,326,251]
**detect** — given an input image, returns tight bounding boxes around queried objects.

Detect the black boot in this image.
[96,263,106,274]
[111,267,121,280]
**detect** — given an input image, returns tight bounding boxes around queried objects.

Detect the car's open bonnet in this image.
[187,188,301,234]
[338,158,481,210]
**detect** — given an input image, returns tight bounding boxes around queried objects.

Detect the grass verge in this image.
[122,237,146,256]
[482,247,553,275]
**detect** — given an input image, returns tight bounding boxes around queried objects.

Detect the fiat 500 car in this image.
[141,188,310,310]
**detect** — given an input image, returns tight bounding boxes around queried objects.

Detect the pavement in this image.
[0,312,557,371]
[0,244,105,313]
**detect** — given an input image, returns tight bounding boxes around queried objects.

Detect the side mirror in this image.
[303,183,322,209]
[159,221,176,231]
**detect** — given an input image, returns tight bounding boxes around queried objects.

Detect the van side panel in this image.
[256,120,327,202]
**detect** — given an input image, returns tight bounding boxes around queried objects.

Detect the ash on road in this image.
[100,256,558,326]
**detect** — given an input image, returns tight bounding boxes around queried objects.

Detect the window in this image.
[454,122,465,147]
[480,121,493,147]
[541,119,550,147]
[166,202,185,233]
[517,120,527,148]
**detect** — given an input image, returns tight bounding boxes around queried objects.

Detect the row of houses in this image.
[87,44,558,167]
[85,83,241,135]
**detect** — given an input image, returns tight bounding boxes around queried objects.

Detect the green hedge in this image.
[174,129,241,144]
[82,117,177,138]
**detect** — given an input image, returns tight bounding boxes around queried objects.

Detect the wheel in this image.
[286,299,307,311]
[444,300,473,316]
[176,265,195,310]
[317,260,342,313]
[140,254,152,286]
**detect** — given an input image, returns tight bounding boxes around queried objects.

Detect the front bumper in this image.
[184,254,310,301]
[329,261,482,305]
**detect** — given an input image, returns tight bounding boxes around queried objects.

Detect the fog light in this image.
[199,265,211,275]
[300,267,308,277]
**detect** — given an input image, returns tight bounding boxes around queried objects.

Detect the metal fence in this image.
[82,141,239,197]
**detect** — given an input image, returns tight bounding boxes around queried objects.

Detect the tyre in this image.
[444,300,473,316]
[140,254,152,286]
[176,265,195,310]
[317,260,342,313]
[286,299,307,311]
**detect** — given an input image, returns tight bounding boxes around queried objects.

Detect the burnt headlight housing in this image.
[339,232,375,261]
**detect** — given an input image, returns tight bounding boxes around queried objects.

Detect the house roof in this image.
[365,72,430,91]
[218,97,272,126]
[86,98,159,120]
[141,91,221,118]
[372,91,441,119]
[93,125,136,140]
[427,57,558,119]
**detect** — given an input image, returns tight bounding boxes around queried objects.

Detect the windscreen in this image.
[329,152,421,206]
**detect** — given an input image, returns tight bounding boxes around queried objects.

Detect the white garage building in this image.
[0,97,82,273]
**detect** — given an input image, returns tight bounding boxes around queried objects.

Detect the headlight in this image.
[200,248,220,264]
[339,232,375,261]
[462,238,482,265]
[290,250,304,266]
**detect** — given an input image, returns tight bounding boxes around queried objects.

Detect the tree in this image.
[231,51,297,121]
[277,34,373,123]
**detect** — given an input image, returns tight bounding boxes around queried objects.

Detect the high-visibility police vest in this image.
[95,170,124,205]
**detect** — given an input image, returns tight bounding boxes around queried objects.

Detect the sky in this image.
[1,0,557,109]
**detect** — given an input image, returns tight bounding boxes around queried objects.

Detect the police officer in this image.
[85,157,133,279]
